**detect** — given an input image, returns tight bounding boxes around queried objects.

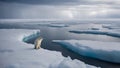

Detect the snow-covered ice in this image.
[0,29,99,68]
[49,57,99,68]
[69,30,120,38]
[53,40,120,63]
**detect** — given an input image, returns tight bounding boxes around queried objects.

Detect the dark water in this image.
[0,23,120,68]
[34,26,120,68]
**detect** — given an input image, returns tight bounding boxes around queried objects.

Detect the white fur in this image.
[34,37,43,49]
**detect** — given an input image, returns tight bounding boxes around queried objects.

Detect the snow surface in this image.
[69,30,120,38]
[0,29,99,68]
[49,57,99,68]
[53,40,120,63]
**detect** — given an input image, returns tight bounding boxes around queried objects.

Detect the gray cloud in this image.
[0,2,74,19]
[0,0,120,19]
[0,0,120,5]
[0,0,80,5]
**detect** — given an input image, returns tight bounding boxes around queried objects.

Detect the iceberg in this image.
[0,29,98,68]
[53,40,120,63]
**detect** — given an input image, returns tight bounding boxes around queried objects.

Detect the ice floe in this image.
[48,23,68,28]
[69,30,120,38]
[0,29,98,68]
[102,24,120,29]
[53,40,120,63]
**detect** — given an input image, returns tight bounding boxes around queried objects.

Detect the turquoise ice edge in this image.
[23,31,40,44]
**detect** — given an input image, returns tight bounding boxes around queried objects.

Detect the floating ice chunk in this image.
[69,30,120,38]
[88,23,102,30]
[48,24,68,28]
[102,24,120,29]
[90,27,100,30]
[53,40,120,63]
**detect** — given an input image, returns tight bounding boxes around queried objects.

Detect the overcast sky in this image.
[0,0,120,20]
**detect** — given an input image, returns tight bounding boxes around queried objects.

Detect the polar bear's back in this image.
[35,37,43,45]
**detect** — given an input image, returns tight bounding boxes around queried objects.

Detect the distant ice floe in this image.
[90,27,100,30]
[53,40,120,63]
[88,23,102,30]
[102,24,120,29]
[0,29,98,68]
[69,30,120,38]
[48,23,68,28]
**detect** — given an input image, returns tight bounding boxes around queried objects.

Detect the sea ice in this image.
[0,29,98,68]
[102,24,120,29]
[48,23,68,28]
[53,40,120,63]
[69,30,120,38]
[49,57,99,68]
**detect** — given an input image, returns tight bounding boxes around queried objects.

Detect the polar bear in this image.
[34,37,43,49]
